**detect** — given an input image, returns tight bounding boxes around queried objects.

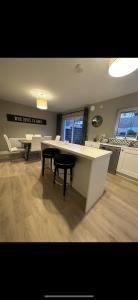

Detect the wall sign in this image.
[7,114,47,125]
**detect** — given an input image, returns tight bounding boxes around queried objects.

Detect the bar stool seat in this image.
[53,154,76,197]
[42,148,60,175]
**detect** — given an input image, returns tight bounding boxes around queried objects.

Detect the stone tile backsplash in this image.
[108,138,138,147]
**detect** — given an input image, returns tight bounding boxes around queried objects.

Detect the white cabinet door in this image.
[117,148,138,179]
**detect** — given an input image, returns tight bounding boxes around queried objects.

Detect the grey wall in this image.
[87,92,138,140]
[0,99,57,150]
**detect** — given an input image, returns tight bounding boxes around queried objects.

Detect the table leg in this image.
[27,144,31,160]
[24,144,31,161]
[24,145,27,160]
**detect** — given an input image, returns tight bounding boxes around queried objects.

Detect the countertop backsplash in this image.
[94,135,138,147]
[107,138,138,147]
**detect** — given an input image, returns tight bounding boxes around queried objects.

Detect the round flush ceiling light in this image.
[109,58,138,77]
[36,99,48,110]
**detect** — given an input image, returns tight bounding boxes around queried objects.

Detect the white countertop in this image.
[100,143,138,150]
[42,140,112,160]
[100,143,127,148]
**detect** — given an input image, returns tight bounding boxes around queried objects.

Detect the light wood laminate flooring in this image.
[0,160,137,242]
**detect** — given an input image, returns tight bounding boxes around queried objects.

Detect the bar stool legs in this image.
[42,156,45,176]
[51,157,52,170]
[53,166,57,184]
[42,156,54,176]
[70,168,73,185]
[53,167,72,197]
[53,154,76,198]
[63,168,67,197]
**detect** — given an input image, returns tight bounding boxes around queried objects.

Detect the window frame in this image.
[115,107,138,140]
[63,115,83,144]
[63,117,74,143]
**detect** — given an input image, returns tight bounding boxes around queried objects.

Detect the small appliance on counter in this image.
[93,135,99,142]
[99,134,109,143]
[102,138,109,143]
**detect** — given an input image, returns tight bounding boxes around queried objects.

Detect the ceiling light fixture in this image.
[30,89,53,100]
[31,89,48,98]
[36,99,48,110]
[108,58,138,77]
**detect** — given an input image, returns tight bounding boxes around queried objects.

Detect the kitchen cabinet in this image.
[117,148,138,180]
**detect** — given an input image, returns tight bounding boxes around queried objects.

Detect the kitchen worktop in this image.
[42,140,112,160]
[100,143,138,149]
[100,143,127,148]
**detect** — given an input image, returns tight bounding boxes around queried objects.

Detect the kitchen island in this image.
[41,141,112,213]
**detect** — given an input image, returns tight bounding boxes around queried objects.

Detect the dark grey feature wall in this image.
[87,92,138,140]
[0,99,57,151]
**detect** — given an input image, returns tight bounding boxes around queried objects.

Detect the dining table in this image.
[18,139,32,160]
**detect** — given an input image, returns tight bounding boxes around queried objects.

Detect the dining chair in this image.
[31,136,42,152]
[4,134,24,152]
[25,134,34,140]
[3,135,25,161]
[4,134,15,152]
[9,138,24,149]
[55,135,61,141]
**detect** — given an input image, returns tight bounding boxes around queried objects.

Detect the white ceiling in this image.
[0,58,138,112]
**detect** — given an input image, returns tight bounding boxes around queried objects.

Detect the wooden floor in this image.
[0,159,138,242]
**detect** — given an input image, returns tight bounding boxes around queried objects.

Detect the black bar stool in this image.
[53,154,76,197]
[42,148,60,176]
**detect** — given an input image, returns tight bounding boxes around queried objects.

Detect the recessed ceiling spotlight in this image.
[75,64,84,73]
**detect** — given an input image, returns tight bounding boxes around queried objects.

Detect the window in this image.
[115,108,138,139]
[63,116,83,144]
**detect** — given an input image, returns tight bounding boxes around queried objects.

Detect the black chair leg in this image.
[70,168,73,185]
[51,157,52,170]
[56,167,59,177]
[53,166,57,184]
[63,168,67,197]
[42,156,45,176]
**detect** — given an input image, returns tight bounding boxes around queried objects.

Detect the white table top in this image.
[42,140,112,160]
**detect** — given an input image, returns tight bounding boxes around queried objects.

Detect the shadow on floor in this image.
[32,170,86,230]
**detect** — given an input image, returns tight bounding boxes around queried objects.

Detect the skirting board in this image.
[116,171,138,183]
